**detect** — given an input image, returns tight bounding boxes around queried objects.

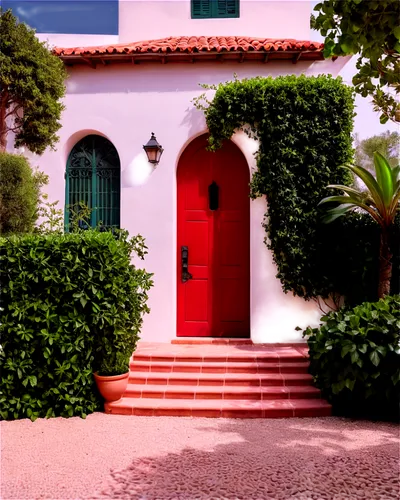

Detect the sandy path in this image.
[1,413,399,499]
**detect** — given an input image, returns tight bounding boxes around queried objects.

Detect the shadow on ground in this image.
[94,418,399,500]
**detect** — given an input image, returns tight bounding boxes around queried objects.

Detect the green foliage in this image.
[97,352,131,378]
[302,295,400,419]
[65,201,94,232]
[0,230,153,420]
[320,152,400,298]
[320,152,400,227]
[194,74,380,303]
[0,152,46,234]
[0,9,67,153]
[311,0,400,124]
[92,230,153,376]
[35,195,64,234]
[355,131,400,172]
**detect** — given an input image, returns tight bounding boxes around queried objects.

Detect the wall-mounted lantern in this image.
[143,133,164,166]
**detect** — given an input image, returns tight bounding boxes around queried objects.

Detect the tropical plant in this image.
[319,152,400,298]
[0,9,67,153]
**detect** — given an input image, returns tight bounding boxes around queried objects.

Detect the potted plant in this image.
[93,350,131,403]
[89,231,153,406]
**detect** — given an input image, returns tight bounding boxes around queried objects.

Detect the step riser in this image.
[171,339,253,345]
[133,355,308,364]
[131,365,309,374]
[130,377,312,387]
[125,390,320,400]
[105,406,331,418]
[171,340,307,347]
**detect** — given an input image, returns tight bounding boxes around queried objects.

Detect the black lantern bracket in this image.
[143,133,164,166]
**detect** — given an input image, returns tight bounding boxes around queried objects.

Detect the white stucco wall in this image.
[118,0,312,42]
[15,57,350,343]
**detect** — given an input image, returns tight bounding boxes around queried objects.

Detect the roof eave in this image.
[59,50,326,67]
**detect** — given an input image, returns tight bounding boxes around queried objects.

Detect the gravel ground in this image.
[1,413,399,500]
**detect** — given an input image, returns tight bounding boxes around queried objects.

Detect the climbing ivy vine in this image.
[194,75,380,305]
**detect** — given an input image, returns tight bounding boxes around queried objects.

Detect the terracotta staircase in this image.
[105,340,332,418]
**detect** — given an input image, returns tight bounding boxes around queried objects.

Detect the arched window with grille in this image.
[65,135,121,230]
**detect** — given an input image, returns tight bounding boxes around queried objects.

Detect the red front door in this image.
[177,135,250,337]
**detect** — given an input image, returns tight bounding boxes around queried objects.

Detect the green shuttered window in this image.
[65,135,120,230]
[191,0,239,18]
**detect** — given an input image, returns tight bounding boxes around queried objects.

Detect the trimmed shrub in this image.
[0,152,44,235]
[196,75,400,303]
[303,295,400,419]
[194,75,388,304]
[0,230,153,420]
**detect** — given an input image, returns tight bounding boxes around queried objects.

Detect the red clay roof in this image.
[55,36,325,66]
[55,36,323,56]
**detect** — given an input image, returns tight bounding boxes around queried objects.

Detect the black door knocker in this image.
[208,181,219,211]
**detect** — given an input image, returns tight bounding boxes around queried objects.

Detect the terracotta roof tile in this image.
[54,36,323,57]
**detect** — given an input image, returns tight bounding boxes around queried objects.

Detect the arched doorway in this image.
[177,135,250,337]
[65,135,120,230]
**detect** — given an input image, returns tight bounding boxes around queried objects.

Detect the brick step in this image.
[102,343,330,419]
[132,352,309,363]
[129,371,313,387]
[125,383,321,400]
[105,398,332,418]
[171,339,308,348]
[171,338,253,345]
[130,360,310,374]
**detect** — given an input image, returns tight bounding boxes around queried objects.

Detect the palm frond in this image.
[374,151,393,211]
[321,203,356,223]
[341,164,386,214]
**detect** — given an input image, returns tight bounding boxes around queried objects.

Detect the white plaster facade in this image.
[11,1,352,343]
[118,0,311,42]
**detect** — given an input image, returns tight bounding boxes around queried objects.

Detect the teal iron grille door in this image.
[65,135,120,230]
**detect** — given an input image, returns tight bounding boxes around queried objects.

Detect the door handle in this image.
[181,246,193,283]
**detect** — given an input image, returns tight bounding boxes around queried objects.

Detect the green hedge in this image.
[0,230,153,420]
[0,152,43,235]
[303,295,400,419]
[194,75,386,304]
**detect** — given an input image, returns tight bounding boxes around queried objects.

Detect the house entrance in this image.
[177,135,250,337]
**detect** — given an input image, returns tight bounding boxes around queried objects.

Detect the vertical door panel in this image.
[185,280,208,321]
[177,140,212,336]
[212,142,250,336]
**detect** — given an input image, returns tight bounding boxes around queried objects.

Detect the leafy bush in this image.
[92,231,153,377]
[1,9,67,154]
[0,230,153,420]
[319,151,400,299]
[194,75,384,304]
[0,152,46,235]
[303,295,400,419]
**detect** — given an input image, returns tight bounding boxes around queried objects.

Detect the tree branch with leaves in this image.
[0,9,67,154]
[311,0,400,124]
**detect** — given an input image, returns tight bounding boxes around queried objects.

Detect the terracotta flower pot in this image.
[93,371,129,403]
